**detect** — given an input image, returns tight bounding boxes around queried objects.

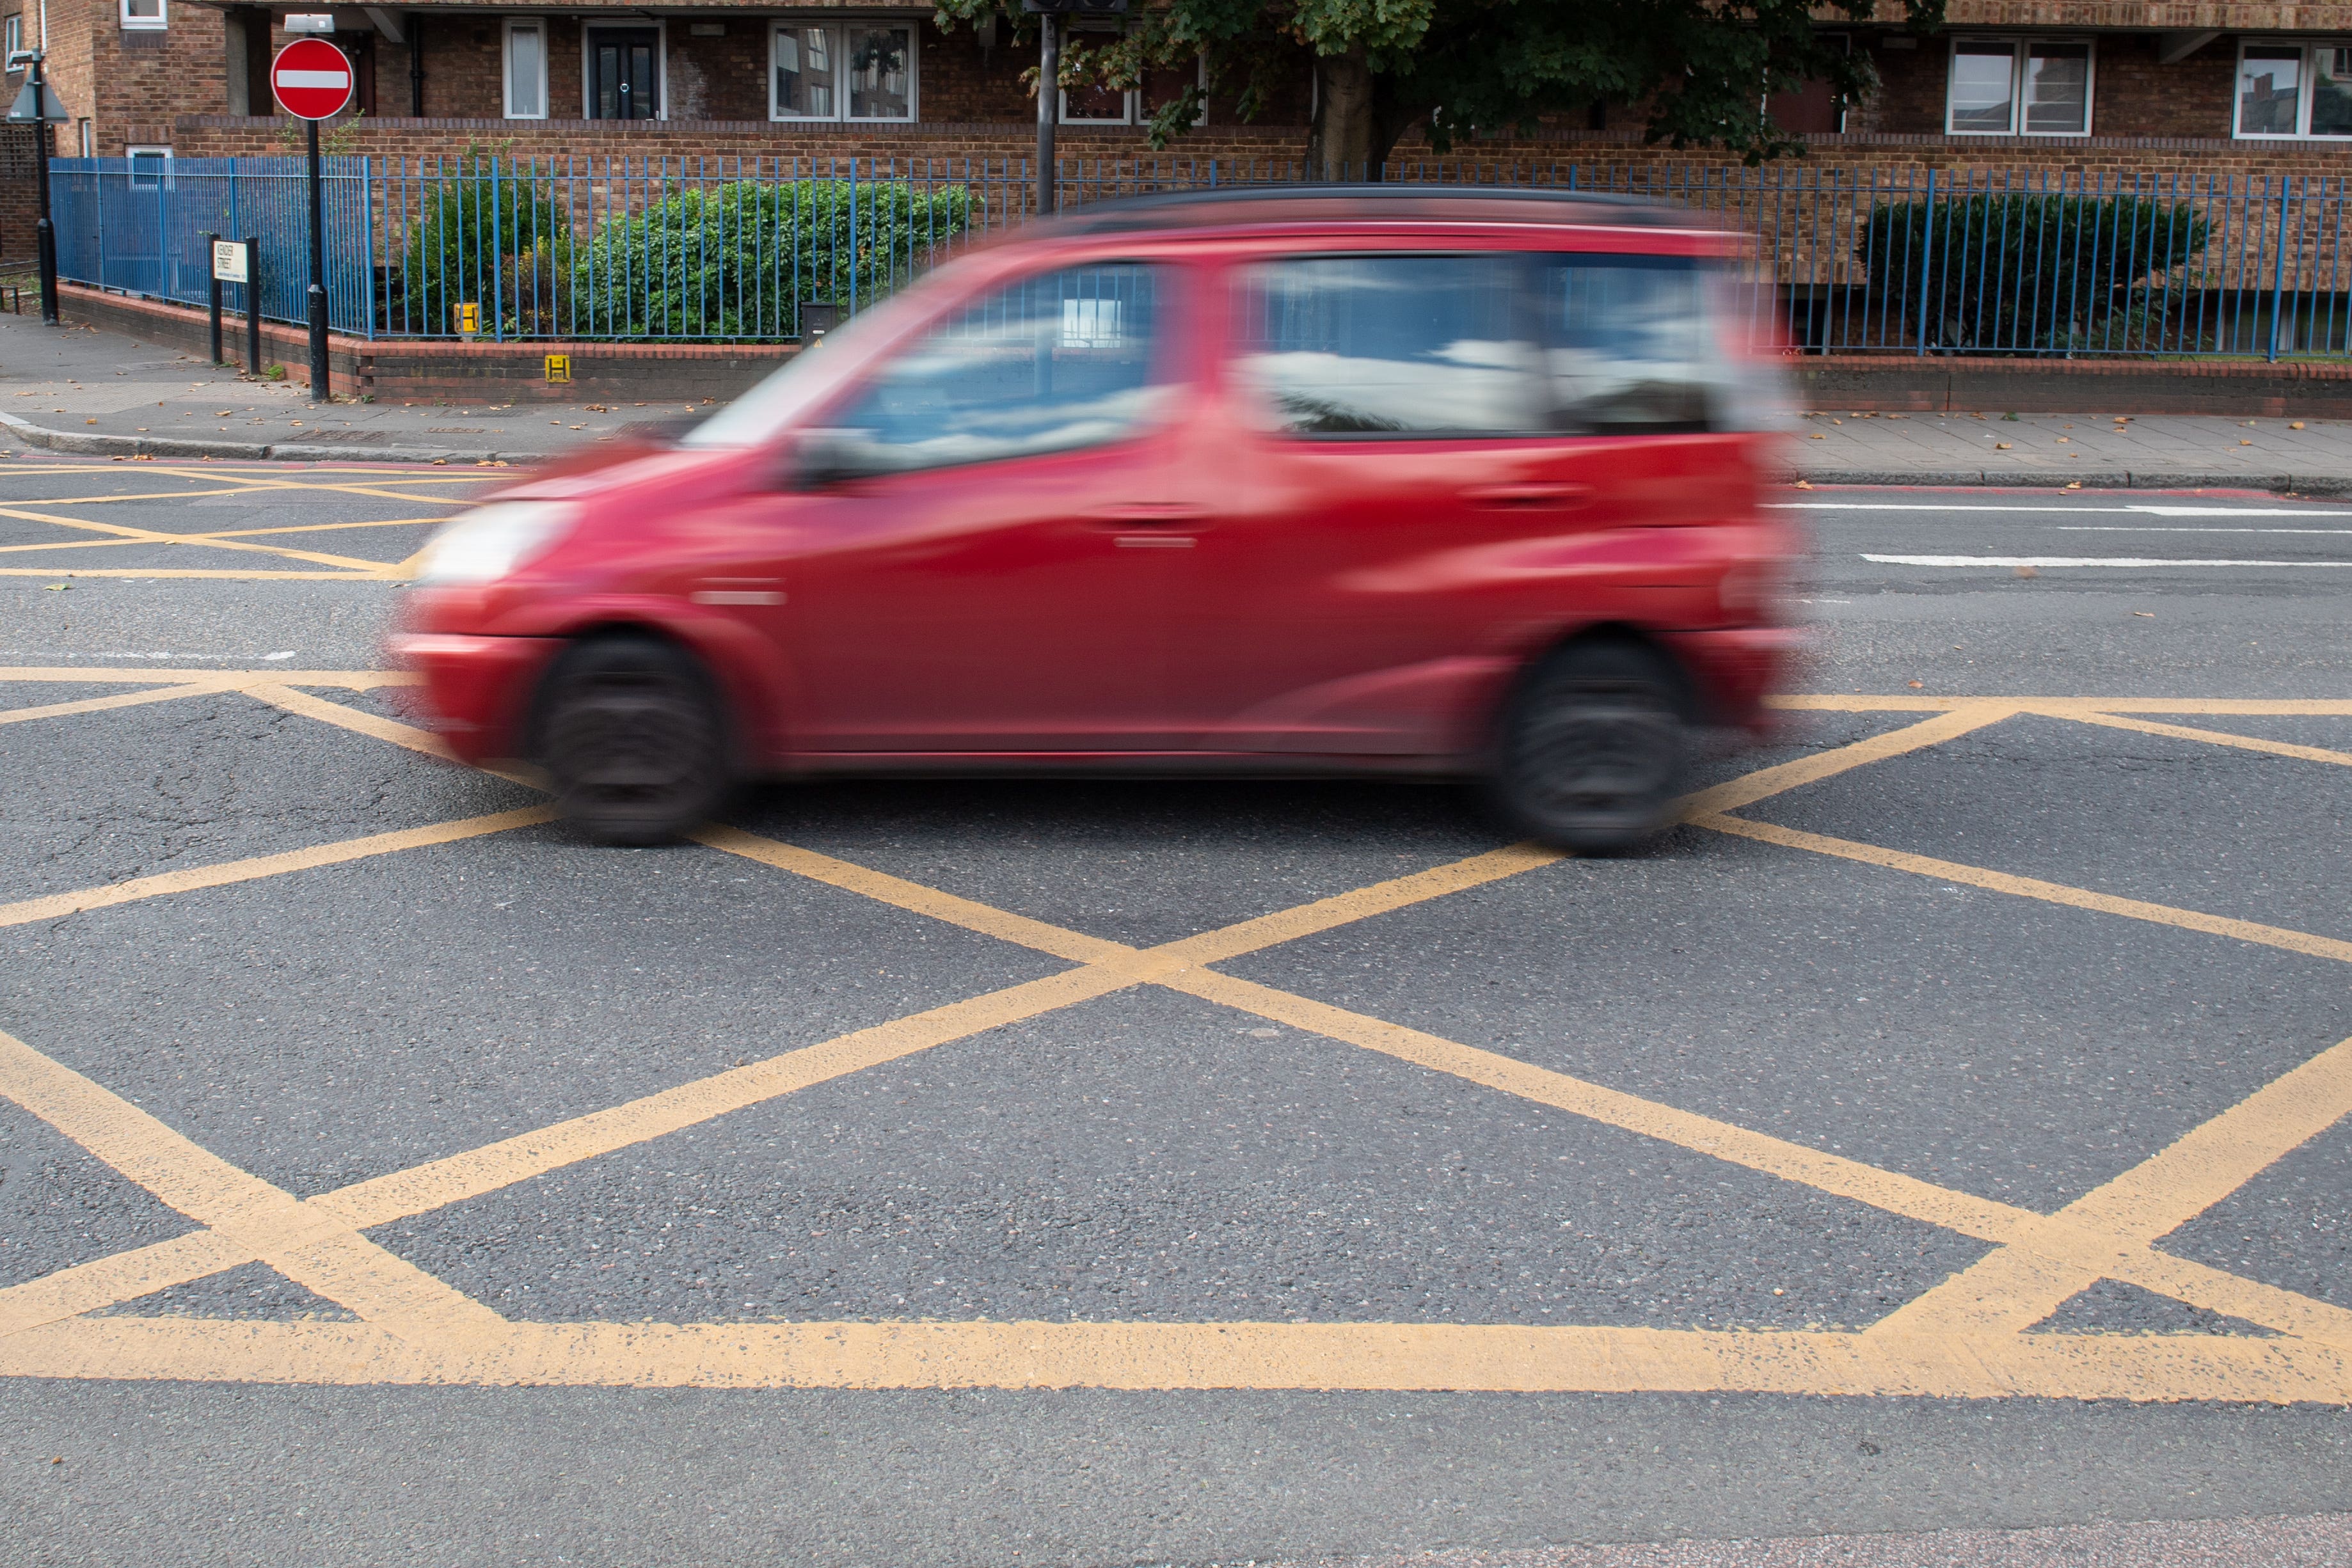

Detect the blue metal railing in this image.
[45,155,2352,358]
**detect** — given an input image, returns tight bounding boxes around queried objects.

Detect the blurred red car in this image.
[391,186,1805,851]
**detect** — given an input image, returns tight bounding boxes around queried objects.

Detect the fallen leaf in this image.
[2133,610,2155,617]
[2014,565,2038,578]
[2291,422,2307,430]
[1793,479,1813,489]
[2240,439,2253,445]
[1908,680,1925,688]
[1996,442,2013,449]
[2066,481,2081,489]
[1808,432,1826,440]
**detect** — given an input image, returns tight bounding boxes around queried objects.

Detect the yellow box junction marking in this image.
[0,675,2348,1397]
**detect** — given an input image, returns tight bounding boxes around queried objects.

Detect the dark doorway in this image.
[587,28,660,119]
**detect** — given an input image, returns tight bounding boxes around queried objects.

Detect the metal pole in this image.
[306,117,329,400]
[1035,13,1057,218]
[31,57,58,325]
[206,230,223,362]
[244,232,262,375]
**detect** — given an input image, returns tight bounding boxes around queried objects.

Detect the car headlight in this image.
[411,502,578,587]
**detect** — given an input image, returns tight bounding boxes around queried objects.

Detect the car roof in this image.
[1049,184,1689,236]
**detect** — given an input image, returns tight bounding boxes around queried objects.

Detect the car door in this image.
[1166,243,1746,759]
[774,258,1206,756]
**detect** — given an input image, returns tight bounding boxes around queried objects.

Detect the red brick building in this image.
[3,0,2349,232]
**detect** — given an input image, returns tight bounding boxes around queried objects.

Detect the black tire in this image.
[536,634,731,846]
[1488,639,1690,854]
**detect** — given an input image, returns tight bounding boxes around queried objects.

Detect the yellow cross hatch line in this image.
[0,675,2346,1396]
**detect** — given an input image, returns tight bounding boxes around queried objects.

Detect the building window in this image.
[119,0,163,30]
[2236,42,2352,138]
[1060,17,1132,123]
[584,22,662,120]
[1946,38,2092,136]
[4,15,21,68]
[127,144,171,186]
[504,19,546,119]
[772,21,914,121]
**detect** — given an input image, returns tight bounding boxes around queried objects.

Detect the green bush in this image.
[398,156,569,336]
[1861,195,2211,352]
[569,178,972,340]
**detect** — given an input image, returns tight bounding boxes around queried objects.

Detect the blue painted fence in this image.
[46,155,2352,359]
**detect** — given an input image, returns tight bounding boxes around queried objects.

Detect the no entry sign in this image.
[271,38,353,120]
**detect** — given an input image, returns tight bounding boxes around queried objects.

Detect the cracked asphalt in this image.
[2,470,2350,1567]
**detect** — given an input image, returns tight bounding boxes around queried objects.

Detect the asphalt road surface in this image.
[2,461,2349,1568]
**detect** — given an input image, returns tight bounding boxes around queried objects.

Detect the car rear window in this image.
[1230,255,1544,438]
[1538,255,1720,436]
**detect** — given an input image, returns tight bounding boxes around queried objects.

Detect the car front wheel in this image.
[1490,640,1690,854]
[536,633,731,846]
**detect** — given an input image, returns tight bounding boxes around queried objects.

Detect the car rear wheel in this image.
[537,633,731,846]
[1490,640,1690,854]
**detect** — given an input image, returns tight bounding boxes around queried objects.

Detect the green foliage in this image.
[930,0,1944,165]
[569,178,971,340]
[1861,194,2213,351]
[399,150,569,335]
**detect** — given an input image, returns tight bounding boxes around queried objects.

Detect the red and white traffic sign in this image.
[271,37,353,120]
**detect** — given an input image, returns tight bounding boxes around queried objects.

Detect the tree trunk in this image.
[1307,47,1377,180]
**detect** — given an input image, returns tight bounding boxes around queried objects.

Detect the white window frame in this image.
[768,19,916,123]
[117,0,163,30]
[1944,36,2095,138]
[502,19,548,120]
[1058,16,1132,124]
[2234,40,2352,139]
[125,143,171,187]
[582,17,667,122]
[3,15,22,67]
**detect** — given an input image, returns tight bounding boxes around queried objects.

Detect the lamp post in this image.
[6,49,70,326]
[1020,0,1129,219]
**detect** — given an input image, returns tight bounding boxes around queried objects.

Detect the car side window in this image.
[1230,255,1543,438]
[828,262,1166,471]
[1539,255,1719,435]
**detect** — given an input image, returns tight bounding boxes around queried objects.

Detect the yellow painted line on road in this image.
[1696,812,2352,966]
[205,516,450,539]
[0,804,557,930]
[0,1029,505,1340]
[0,1230,251,1338]
[1678,703,2019,817]
[0,682,223,726]
[0,502,395,573]
[0,665,413,687]
[4,1315,2348,1402]
[0,566,387,578]
[2047,708,2352,767]
[1877,1033,2352,1340]
[1773,694,2352,715]
[243,681,463,765]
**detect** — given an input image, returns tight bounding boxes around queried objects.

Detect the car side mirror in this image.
[784,429,883,491]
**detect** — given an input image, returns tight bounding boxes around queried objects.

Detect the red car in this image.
[392,186,1805,851]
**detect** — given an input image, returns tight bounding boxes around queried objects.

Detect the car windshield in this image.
[681,284,933,448]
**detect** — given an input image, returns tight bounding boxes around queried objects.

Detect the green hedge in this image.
[1861,195,2211,352]
[569,179,973,340]
[398,159,569,336]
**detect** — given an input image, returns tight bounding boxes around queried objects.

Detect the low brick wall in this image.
[1793,355,2352,418]
[55,284,798,402]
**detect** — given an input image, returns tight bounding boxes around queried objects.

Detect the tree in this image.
[932,0,1944,174]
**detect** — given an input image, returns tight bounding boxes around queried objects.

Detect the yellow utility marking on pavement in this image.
[0,805,558,930]
[242,682,463,765]
[203,516,451,539]
[0,566,389,579]
[4,1316,2349,1402]
[2047,708,2352,767]
[1695,812,2352,965]
[1877,1032,2352,1340]
[0,518,445,557]
[0,682,223,726]
[0,1030,505,1340]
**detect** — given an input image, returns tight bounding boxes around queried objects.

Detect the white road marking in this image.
[1862,555,2348,568]
[2056,527,2352,535]
[1771,503,2352,516]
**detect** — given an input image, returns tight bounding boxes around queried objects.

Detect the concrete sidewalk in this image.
[10,308,2352,488]
[1793,406,2352,492]
[0,312,703,464]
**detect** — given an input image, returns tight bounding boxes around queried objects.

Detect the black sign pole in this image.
[31,57,57,326]
[1035,13,1056,218]
[244,234,262,376]
[205,232,223,363]
[305,117,328,402]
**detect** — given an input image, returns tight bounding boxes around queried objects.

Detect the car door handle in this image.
[1462,483,1594,510]
[1085,503,1210,526]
